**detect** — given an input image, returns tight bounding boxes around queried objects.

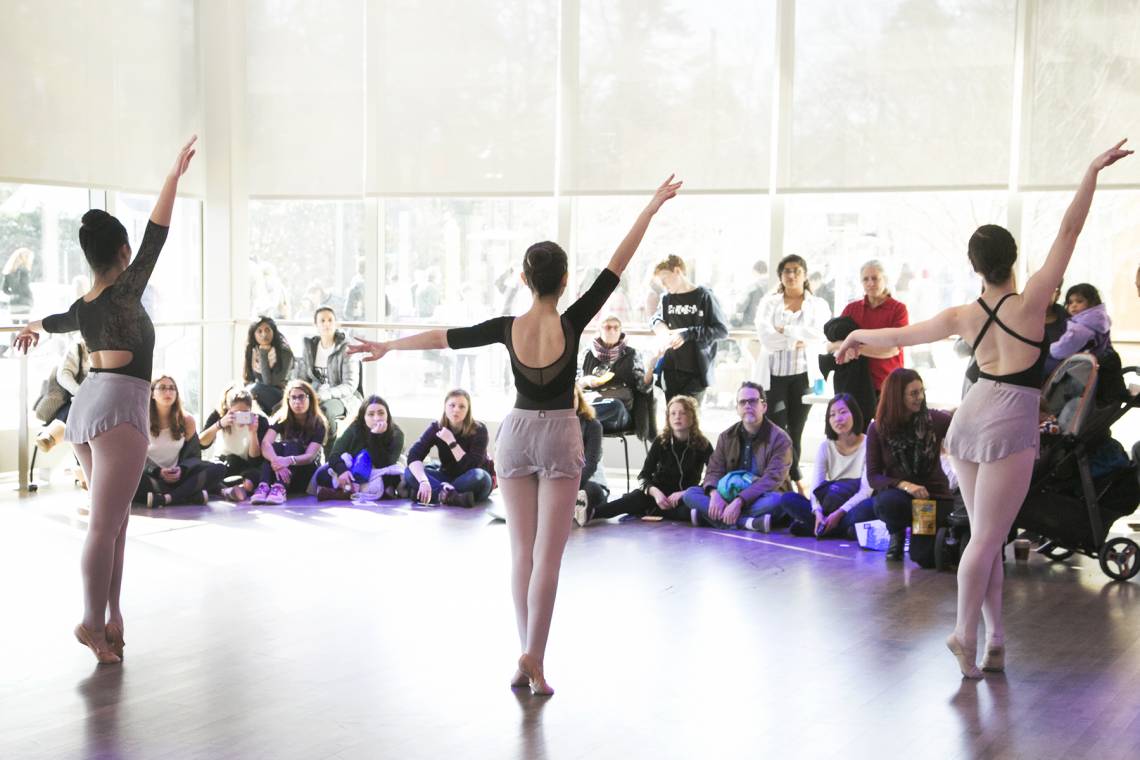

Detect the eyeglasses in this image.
[288,394,309,402]
[737,397,763,407]
[154,385,177,392]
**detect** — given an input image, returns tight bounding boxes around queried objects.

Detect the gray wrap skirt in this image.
[64,372,151,444]
[494,408,584,480]
[944,378,1040,463]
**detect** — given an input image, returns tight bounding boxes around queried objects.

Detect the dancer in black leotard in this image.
[349,176,682,695]
[837,140,1131,678]
[14,137,198,664]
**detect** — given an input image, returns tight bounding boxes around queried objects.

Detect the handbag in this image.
[33,373,69,424]
[717,470,756,501]
[350,450,373,481]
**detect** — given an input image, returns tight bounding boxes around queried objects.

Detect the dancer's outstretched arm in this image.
[835,307,960,365]
[151,135,198,226]
[1021,139,1131,312]
[347,328,448,363]
[605,175,683,277]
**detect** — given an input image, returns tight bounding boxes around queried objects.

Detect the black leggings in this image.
[135,461,226,505]
[767,372,809,482]
[593,489,690,521]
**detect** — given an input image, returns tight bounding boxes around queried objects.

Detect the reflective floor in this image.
[2,481,1139,760]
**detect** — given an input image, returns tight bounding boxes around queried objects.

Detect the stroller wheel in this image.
[1099,537,1140,581]
[1037,541,1075,562]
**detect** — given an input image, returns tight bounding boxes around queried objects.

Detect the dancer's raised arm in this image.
[604,175,682,277]
[151,135,197,227]
[1022,139,1131,311]
[347,329,448,363]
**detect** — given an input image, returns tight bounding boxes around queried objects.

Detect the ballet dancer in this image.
[836,139,1132,678]
[14,136,199,664]
[349,175,682,695]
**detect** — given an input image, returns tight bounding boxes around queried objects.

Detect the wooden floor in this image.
[2,480,1140,760]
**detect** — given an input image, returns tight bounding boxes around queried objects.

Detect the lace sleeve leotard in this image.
[40,221,169,382]
[446,269,620,411]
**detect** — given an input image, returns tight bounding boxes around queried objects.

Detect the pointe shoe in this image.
[104,623,126,660]
[981,643,1005,672]
[945,633,983,679]
[517,654,554,696]
[510,669,530,689]
[74,624,120,664]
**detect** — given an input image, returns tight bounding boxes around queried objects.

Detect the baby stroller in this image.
[1013,353,1140,580]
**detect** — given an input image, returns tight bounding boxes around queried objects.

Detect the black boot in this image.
[886,531,905,561]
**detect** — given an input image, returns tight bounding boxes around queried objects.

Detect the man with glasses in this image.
[682,381,792,531]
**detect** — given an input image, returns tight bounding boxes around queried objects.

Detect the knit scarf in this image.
[591,334,625,365]
[886,409,938,480]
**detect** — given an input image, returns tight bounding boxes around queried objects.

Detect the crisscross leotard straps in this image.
[970,293,1048,389]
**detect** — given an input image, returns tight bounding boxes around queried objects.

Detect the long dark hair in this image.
[875,368,925,437]
[351,394,398,446]
[243,317,291,383]
[272,379,328,441]
[149,375,189,439]
[824,393,864,441]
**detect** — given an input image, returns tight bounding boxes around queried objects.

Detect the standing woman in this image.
[2,247,35,314]
[13,137,198,663]
[243,316,294,414]
[837,141,1131,679]
[350,176,681,695]
[833,260,909,399]
[755,254,831,494]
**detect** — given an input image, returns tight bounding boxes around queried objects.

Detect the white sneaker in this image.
[690,507,702,527]
[267,483,287,505]
[745,514,772,532]
[249,483,271,505]
[573,490,590,527]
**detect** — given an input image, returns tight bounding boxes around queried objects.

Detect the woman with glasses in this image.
[13,137,198,664]
[249,380,328,505]
[135,375,226,507]
[349,175,681,696]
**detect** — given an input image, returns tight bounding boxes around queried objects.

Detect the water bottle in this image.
[812,378,825,396]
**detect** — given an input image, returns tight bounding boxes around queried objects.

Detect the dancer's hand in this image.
[169,135,197,179]
[12,326,39,353]
[416,480,433,504]
[708,490,727,521]
[347,337,389,362]
[1091,138,1133,172]
[834,331,865,364]
[722,497,743,526]
[645,174,683,216]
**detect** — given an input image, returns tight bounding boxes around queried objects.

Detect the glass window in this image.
[248,200,366,334]
[153,326,203,418]
[114,194,203,324]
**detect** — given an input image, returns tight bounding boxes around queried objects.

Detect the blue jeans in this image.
[873,487,914,535]
[682,486,784,529]
[403,465,493,502]
[776,489,876,536]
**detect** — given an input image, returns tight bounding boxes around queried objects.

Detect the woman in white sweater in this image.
[775,393,874,538]
[755,254,831,494]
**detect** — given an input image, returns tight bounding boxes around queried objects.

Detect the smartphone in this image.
[233,410,253,425]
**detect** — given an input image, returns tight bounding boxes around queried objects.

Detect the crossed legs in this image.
[500,473,579,694]
[72,423,149,662]
[948,447,1035,677]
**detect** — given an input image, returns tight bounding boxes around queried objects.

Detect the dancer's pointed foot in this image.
[74,624,120,664]
[981,640,1005,672]
[946,633,982,679]
[518,653,554,696]
[510,668,529,689]
[104,622,126,660]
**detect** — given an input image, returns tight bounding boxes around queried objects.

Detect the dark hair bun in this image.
[523,241,568,297]
[78,209,129,275]
[967,224,1017,285]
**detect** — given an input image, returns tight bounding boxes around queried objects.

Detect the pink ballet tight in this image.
[72,424,150,636]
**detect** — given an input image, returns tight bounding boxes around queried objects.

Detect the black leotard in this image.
[970,293,1048,390]
[446,269,619,410]
[41,221,168,382]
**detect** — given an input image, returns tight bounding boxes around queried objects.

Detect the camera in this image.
[233,410,253,425]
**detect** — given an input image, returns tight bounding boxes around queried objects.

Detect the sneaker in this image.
[316,486,344,502]
[267,483,287,505]
[221,485,248,502]
[690,507,702,527]
[197,490,210,506]
[249,483,271,505]
[573,490,590,527]
[145,492,161,509]
[744,514,772,533]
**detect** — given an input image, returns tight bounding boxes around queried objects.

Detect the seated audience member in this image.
[403,389,493,508]
[312,395,405,501]
[579,394,711,526]
[580,314,649,432]
[199,385,269,502]
[135,376,225,507]
[775,393,875,538]
[867,369,953,561]
[1046,283,1113,373]
[291,307,362,444]
[250,380,327,505]
[244,316,294,414]
[683,381,792,531]
[573,385,609,522]
[34,339,90,452]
